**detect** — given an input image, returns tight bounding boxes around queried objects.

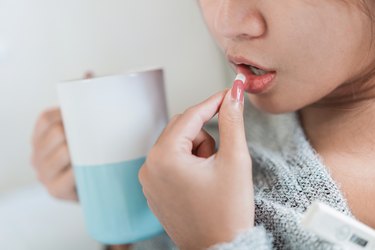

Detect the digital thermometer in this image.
[301,201,375,250]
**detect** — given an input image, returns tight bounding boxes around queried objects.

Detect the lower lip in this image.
[236,65,277,94]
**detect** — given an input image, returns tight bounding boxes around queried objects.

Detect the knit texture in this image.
[207,226,273,250]
[130,99,353,250]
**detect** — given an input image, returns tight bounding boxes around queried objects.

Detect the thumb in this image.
[217,74,248,157]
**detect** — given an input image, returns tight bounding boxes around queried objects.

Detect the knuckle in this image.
[183,106,197,116]
[170,114,181,123]
[184,107,204,125]
[220,112,243,125]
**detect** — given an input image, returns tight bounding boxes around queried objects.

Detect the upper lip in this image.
[227,54,275,72]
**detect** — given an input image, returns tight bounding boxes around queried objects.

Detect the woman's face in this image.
[198,0,374,113]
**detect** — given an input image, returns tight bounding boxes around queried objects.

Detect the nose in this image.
[214,0,266,40]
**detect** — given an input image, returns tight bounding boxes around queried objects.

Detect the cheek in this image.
[198,1,216,31]
[247,64,353,114]
[249,8,368,113]
[198,1,227,49]
[247,60,353,114]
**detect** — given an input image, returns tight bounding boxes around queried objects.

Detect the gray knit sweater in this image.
[130,99,352,250]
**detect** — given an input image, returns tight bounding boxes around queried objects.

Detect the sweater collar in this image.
[243,98,354,217]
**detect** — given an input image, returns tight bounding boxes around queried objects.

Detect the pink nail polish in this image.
[231,73,245,103]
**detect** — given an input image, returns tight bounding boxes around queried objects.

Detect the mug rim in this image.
[58,66,164,86]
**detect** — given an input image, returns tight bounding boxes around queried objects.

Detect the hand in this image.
[139,85,254,250]
[31,107,77,201]
[31,72,95,201]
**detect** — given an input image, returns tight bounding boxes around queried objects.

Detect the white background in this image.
[0,0,232,193]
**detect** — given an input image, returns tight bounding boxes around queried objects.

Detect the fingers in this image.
[33,122,66,160]
[34,143,71,182]
[32,108,63,144]
[192,129,216,158]
[151,81,246,165]
[217,84,248,158]
[32,137,75,201]
[164,90,227,152]
[31,107,77,201]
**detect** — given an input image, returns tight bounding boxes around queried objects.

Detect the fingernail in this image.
[231,74,245,103]
[84,71,94,79]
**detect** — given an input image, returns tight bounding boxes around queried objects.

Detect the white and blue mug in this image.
[57,68,167,244]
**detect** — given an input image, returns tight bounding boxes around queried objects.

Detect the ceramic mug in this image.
[57,68,168,244]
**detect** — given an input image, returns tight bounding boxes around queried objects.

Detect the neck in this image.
[299,76,375,157]
[299,78,375,227]
[299,100,375,157]
[299,87,375,228]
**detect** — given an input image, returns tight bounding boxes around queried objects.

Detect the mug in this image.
[57,68,168,244]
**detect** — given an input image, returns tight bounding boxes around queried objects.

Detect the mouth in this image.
[228,55,277,94]
[248,64,270,76]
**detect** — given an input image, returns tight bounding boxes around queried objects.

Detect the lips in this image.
[228,55,277,94]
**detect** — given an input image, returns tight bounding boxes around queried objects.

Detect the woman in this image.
[32,1,375,249]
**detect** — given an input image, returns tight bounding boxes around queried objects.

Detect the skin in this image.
[139,89,252,249]
[31,0,375,249]
[198,0,375,230]
[31,108,77,201]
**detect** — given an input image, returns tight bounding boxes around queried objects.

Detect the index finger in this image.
[169,89,228,144]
